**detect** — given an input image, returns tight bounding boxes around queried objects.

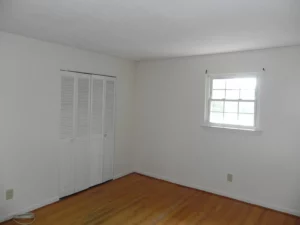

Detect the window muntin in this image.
[205,75,260,130]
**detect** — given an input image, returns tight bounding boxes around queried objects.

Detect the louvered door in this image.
[74,74,91,192]
[103,79,116,182]
[90,76,105,186]
[60,72,116,197]
[59,72,76,197]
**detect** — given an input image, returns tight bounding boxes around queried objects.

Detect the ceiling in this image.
[0,0,299,60]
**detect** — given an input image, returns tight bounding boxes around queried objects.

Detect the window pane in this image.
[224,113,238,125]
[240,78,256,89]
[226,78,256,89]
[208,76,257,128]
[212,79,225,89]
[224,102,238,113]
[226,79,240,89]
[240,90,255,100]
[239,114,254,126]
[239,102,255,113]
[211,101,224,112]
[210,112,223,124]
[212,90,225,99]
[225,90,239,100]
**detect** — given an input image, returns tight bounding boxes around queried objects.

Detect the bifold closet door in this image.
[102,79,116,182]
[90,76,105,186]
[59,72,76,197]
[74,74,91,193]
[59,72,91,197]
[60,72,116,197]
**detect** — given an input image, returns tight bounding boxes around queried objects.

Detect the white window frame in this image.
[204,72,261,131]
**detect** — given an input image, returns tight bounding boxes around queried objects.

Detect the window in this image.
[204,73,261,131]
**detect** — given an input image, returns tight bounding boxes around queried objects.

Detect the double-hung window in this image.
[205,73,261,131]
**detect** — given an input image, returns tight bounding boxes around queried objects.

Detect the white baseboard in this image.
[0,196,59,223]
[136,171,300,217]
[113,170,134,180]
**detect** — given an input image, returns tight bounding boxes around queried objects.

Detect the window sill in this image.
[201,124,262,133]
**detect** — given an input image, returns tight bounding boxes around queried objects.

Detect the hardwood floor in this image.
[3,173,299,225]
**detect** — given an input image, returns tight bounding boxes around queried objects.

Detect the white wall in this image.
[1,30,300,220]
[0,31,135,221]
[134,46,300,215]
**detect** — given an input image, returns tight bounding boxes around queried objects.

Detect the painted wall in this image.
[0,31,135,221]
[134,46,300,215]
[1,30,300,220]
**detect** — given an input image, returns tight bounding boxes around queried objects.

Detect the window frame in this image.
[204,72,261,131]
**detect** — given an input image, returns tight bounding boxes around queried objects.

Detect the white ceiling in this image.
[0,0,299,60]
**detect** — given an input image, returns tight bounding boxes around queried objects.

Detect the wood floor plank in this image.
[2,173,299,225]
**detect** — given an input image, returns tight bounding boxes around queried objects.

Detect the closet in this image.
[59,71,115,198]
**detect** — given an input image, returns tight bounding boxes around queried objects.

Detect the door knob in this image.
[104,134,107,138]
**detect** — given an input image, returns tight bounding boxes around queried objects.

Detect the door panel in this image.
[59,73,75,197]
[59,140,75,197]
[103,79,115,182]
[90,76,104,186]
[74,75,90,192]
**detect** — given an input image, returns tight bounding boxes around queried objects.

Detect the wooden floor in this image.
[3,173,300,225]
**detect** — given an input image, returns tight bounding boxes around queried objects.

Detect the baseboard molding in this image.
[113,170,134,180]
[0,196,59,223]
[136,171,300,217]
